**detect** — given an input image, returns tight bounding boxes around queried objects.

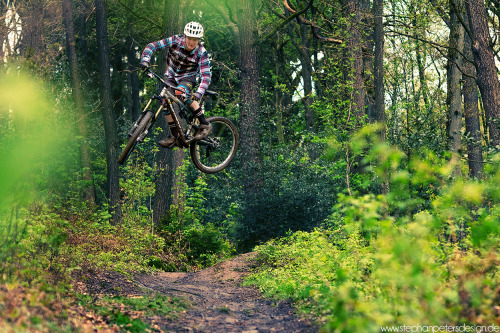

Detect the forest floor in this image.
[77,252,318,333]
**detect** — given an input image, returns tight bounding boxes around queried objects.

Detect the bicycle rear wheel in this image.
[190,116,239,174]
[118,111,154,165]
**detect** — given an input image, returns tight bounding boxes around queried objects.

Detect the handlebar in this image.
[144,68,190,111]
[146,69,186,94]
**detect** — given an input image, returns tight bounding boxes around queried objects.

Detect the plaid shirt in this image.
[141,34,211,99]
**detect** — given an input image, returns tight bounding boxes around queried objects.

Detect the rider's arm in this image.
[192,49,212,101]
[140,35,176,67]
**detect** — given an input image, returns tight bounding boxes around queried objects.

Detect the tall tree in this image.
[286,9,315,131]
[62,0,96,205]
[0,1,6,61]
[19,0,44,61]
[447,0,465,175]
[235,0,263,209]
[125,0,140,122]
[373,0,386,140]
[342,0,366,124]
[463,34,484,178]
[465,0,500,147]
[205,0,262,225]
[152,1,187,225]
[95,0,122,224]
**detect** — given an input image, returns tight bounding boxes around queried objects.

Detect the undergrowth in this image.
[245,126,500,332]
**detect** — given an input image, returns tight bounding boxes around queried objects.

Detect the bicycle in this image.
[118,69,239,174]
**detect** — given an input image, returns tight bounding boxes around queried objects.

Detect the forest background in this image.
[0,0,499,331]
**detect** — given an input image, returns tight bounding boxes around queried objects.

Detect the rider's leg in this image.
[175,79,211,141]
[189,99,212,140]
[158,79,180,148]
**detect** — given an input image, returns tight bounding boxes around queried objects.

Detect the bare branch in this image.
[311,26,342,43]
[283,0,296,13]
[287,0,342,43]
[115,0,163,31]
[386,29,476,79]
[262,0,313,41]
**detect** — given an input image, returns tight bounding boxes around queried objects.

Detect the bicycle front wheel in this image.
[190,116,239,174]
[118,111,154,165]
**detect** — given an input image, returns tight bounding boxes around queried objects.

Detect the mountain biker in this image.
[140,21,212,147]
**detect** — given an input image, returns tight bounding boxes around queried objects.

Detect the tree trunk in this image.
[463,34,484,178]
[19,0,44,60]
[343,0,366,124]
[171,1,192,206]
[415,40,430,110]
[153,140,174,225]
[275,56,284,143]
[447,0,465,176]
[153,0,186,225]
[0,1,6,61]
[112,49,125,120]
[125,0,140,121]
[62,0,96,205]
[373,0,386,140]
[466,0,500,147]
[362,0,375,122]
[287,19,314,131]
[95,0,122,224]
[74,1,89,60]
[126,42,141,121]
[236,0,263,223]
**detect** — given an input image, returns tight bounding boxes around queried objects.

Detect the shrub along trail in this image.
[134,252,317,332]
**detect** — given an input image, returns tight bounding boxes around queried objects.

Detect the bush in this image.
[246,126,500,332]
[155,207,233,271]
[212,145,341,251]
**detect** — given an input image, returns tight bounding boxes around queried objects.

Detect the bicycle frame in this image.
[142,70,199,148]
[120,68,239,172]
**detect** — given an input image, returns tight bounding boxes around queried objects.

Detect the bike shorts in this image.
[165,78,196,104]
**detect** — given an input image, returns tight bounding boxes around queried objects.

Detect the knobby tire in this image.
[190,116,239,174]
[118,111,154,165]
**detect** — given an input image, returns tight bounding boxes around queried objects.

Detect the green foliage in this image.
[246,125,500,332]
[0,281,80,332]
[120,148,156,230]
[155,203,234,272]
[0,68,71,210]
[203,144,341,252]
[76,293,189,331]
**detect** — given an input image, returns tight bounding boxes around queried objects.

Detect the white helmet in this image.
[184,21,204,38]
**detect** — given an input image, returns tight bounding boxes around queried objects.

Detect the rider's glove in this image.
[140,62,149,72]
[175,89,188,103]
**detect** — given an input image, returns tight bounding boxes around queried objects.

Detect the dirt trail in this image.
[134,252,317,333]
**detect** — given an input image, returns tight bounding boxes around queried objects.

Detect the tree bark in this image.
[343,0,366,124]
[126,43,141,121]
[0,1,6,61]
[415,40,430,110]
[447,0,465,176]
[95,0,122,224]
[236,0,263,220]
[362,0,375,122]
[373,0,386,140]
[125,0,140,122]
[287,18,314,131]
[62,0,96,205]
[169,3,188,208]
[153,139,174,225]
[465,0,500,147]
[19,0,44,60]
[153,0,186,225]
[463,35,484,178]
[112,49,125,120]
[74,1,89,60]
